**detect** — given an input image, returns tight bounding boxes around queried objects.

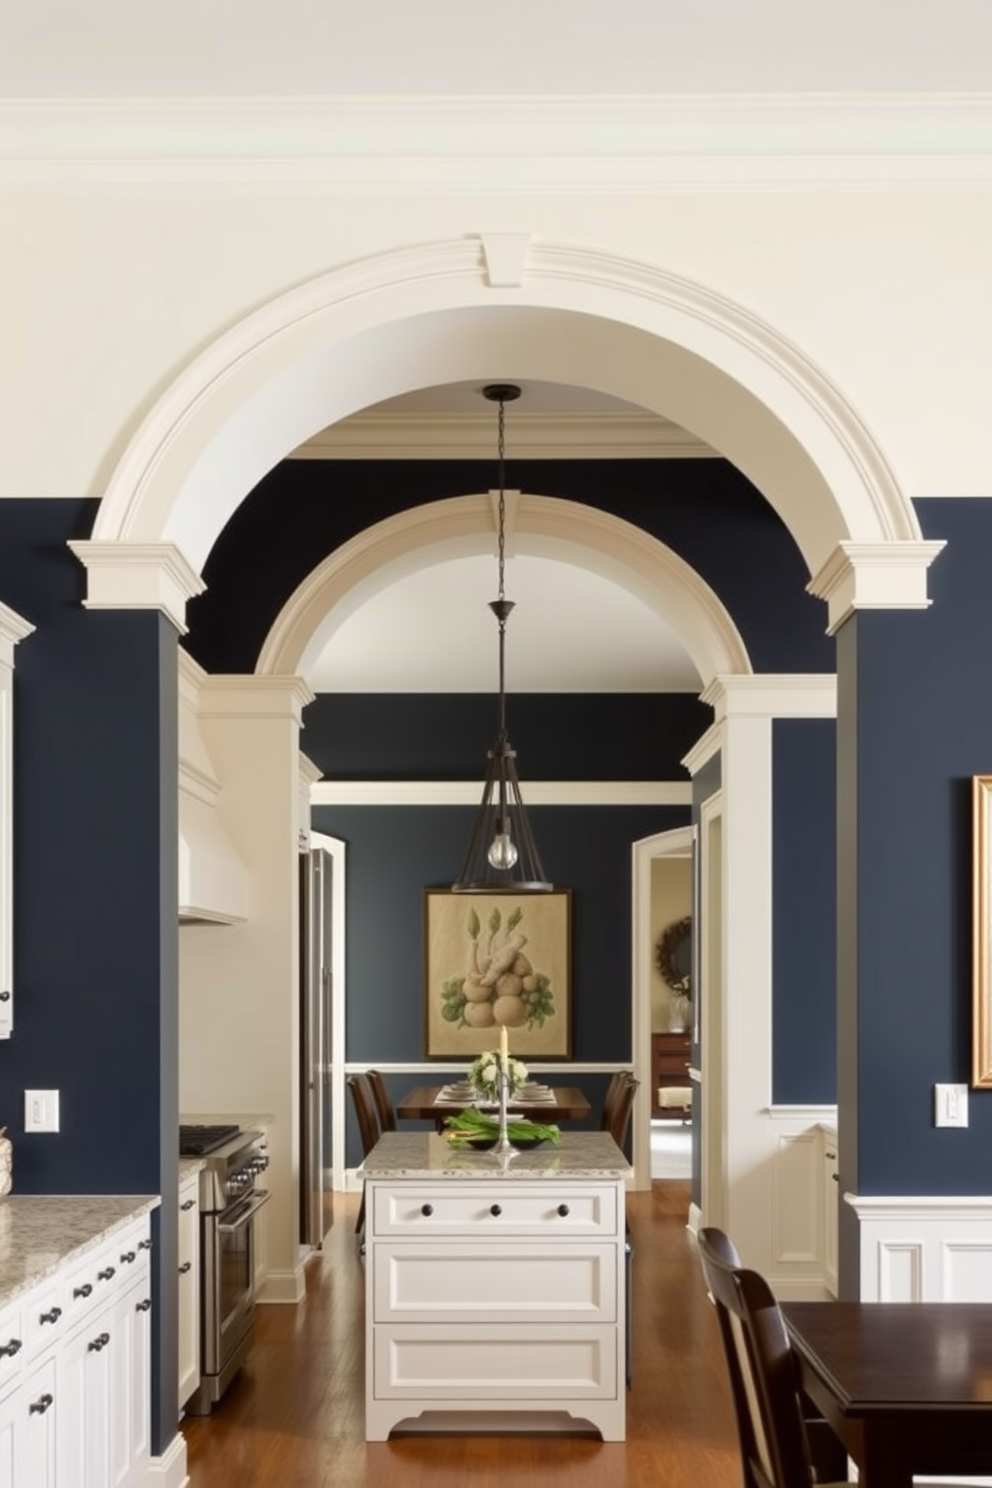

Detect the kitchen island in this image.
[361,1130,629,1442]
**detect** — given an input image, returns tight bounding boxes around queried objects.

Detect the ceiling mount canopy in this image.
[452,384,553,894]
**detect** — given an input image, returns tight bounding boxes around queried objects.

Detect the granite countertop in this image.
[0,1195,160,1310]
[361,1131,630,1181]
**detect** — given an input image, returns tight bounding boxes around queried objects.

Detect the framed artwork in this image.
[974,776,992,1086]
[424,889,572,1060]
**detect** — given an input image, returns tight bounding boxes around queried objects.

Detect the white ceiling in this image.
[3,1,990,98]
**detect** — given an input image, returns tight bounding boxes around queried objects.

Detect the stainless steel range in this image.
[180,1124,270,1416]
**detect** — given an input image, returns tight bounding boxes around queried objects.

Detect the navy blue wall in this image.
[837,499,992,1205]
[772,719,837,1103]
[0,500,179,1453]
[185,458,832,678]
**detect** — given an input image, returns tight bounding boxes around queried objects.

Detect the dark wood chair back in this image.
[606,1073,638,1150]
[347,1074,381,1244]
[599,1070,631,1133]
[696,1227,853,1488]
[365,1068,397,1132]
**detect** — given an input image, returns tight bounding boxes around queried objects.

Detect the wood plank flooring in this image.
[181,1183,742,1488]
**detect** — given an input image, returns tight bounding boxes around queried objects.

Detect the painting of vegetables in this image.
[424,889,571,1058]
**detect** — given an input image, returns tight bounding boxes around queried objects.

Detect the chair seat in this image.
[658,1086,692,1109]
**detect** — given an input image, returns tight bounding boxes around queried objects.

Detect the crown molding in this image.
[2,94,991,188]
[807,539,947,634]
[0,602,35,669]
[289,412,713,460]
[310,780,693,807]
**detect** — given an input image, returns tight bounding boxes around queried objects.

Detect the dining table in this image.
[395,1083,592,1127]
[782,1300,992,1488]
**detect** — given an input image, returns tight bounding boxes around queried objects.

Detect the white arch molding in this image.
[258,494,750,689]
[81,235,933,619]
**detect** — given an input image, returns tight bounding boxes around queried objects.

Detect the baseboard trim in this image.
[257,1264,306,1304]
[144,1430,188,1487]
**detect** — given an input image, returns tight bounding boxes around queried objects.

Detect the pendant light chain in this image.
[496,397,506,605]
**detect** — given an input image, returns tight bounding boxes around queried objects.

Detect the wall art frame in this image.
[424,888,572,1060]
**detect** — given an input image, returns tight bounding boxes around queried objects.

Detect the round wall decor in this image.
[655,915,692,996]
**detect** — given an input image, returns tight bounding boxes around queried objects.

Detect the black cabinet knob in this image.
[420,1203,433,1217]
[0,1339,21,1358]
[135,1298,152,1313]
[0,992,10,1003]
[120,1250,136,1263]
[97,1267,115,1282]
[180,1200,195,1212]
[178,1261,192,1275]
[73,1283,93,1300]
[29,1393,53,1416]
[490,1203,502,1217]
[557,1203,570,1217]
[39,1307,61,1325]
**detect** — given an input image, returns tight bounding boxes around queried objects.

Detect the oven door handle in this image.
[217,1189,271,1234]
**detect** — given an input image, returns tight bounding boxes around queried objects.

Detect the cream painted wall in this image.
[1,187,991,504]
[650,857,692,1033]
[178,675,312,1304]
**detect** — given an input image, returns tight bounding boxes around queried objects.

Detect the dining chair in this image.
[347,1073,382,1253]
[365,1068,397,1132]
[599,1069,631,1134]
[696,1227,854,1488]
[607,1072,638,1151]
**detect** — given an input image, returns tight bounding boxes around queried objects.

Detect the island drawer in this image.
[373,1241,617,1324]
[371,1322,619,1402]
[370,1183,619,1237]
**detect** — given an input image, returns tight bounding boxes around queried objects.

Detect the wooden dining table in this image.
[782,1300,992,1488]
[395,1084,592,1126]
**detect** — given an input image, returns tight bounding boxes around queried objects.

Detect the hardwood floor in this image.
[182,1183,741,1488]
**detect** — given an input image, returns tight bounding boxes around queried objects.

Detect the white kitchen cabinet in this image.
[177,1166,200,1413]
[363,1135,628,1443]
[0,600,34,1039]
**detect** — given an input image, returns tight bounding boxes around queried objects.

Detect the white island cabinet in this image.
[0,1196,157,1488]
[362,1131,629,1443]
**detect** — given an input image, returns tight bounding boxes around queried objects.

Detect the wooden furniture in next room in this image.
[651,1031,691,1119]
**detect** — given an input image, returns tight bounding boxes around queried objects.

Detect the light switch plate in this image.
[934,1082,968,1128]
[24,1090,59,1133]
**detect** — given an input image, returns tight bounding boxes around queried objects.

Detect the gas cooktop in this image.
[179,1123,241,1157]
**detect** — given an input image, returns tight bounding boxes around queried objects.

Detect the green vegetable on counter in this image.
[442,1107,561,1146]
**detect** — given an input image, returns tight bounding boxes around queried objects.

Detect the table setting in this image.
[440,1029,561,1151]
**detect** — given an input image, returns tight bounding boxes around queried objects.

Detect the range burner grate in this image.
[180,1123,241,1157]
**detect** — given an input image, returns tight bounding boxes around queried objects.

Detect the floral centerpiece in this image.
[467,1050,529,1101]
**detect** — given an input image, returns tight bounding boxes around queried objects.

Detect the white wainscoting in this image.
[849,1194,992,1302]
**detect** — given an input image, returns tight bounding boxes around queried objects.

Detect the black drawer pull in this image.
[0,1339,21,1358]
[489,1203,502,1217]
[120,1250,136,1264]
[181,1199,195,1212]
[138,1239,152,1251]
[87,1331,110,1353]
[29,1393,53,1416]
[135,1298,152,1313]
[73,1284,93,1300]
[178,1261,192,1275]
[420,1203,433,1217]
[39,1307,61,1325]
[557,1203,570,1217]
[97,1267,115,1282]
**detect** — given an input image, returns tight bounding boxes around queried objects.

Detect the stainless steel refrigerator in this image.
[300,846,334,1247]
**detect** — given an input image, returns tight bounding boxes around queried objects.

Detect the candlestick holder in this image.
[492,1064,518,1157]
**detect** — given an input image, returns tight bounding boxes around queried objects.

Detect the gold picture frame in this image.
[973,776,992,1086]
[424,889,572,1060]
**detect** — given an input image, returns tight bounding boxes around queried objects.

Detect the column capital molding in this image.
[701,673,838,722]
[68,540,205,634]
[0,601,34,669]
[807,540,947,636]
[197,674,315,725]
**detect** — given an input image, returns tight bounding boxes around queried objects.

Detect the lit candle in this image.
[499,1025,509,1071]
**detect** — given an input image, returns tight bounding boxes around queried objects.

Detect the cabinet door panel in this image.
[374,1243,617,1323]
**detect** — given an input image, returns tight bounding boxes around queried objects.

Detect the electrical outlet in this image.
[24,1090,60,1133]
[934,1082,968,1128]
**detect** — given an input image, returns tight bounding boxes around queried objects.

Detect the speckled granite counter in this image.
[0,1194,159,1308]
[361,1130,629,1180]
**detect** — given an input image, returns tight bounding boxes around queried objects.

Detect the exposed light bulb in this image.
[487,831,518,871]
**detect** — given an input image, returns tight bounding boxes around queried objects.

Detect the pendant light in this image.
[452,385,553,894]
